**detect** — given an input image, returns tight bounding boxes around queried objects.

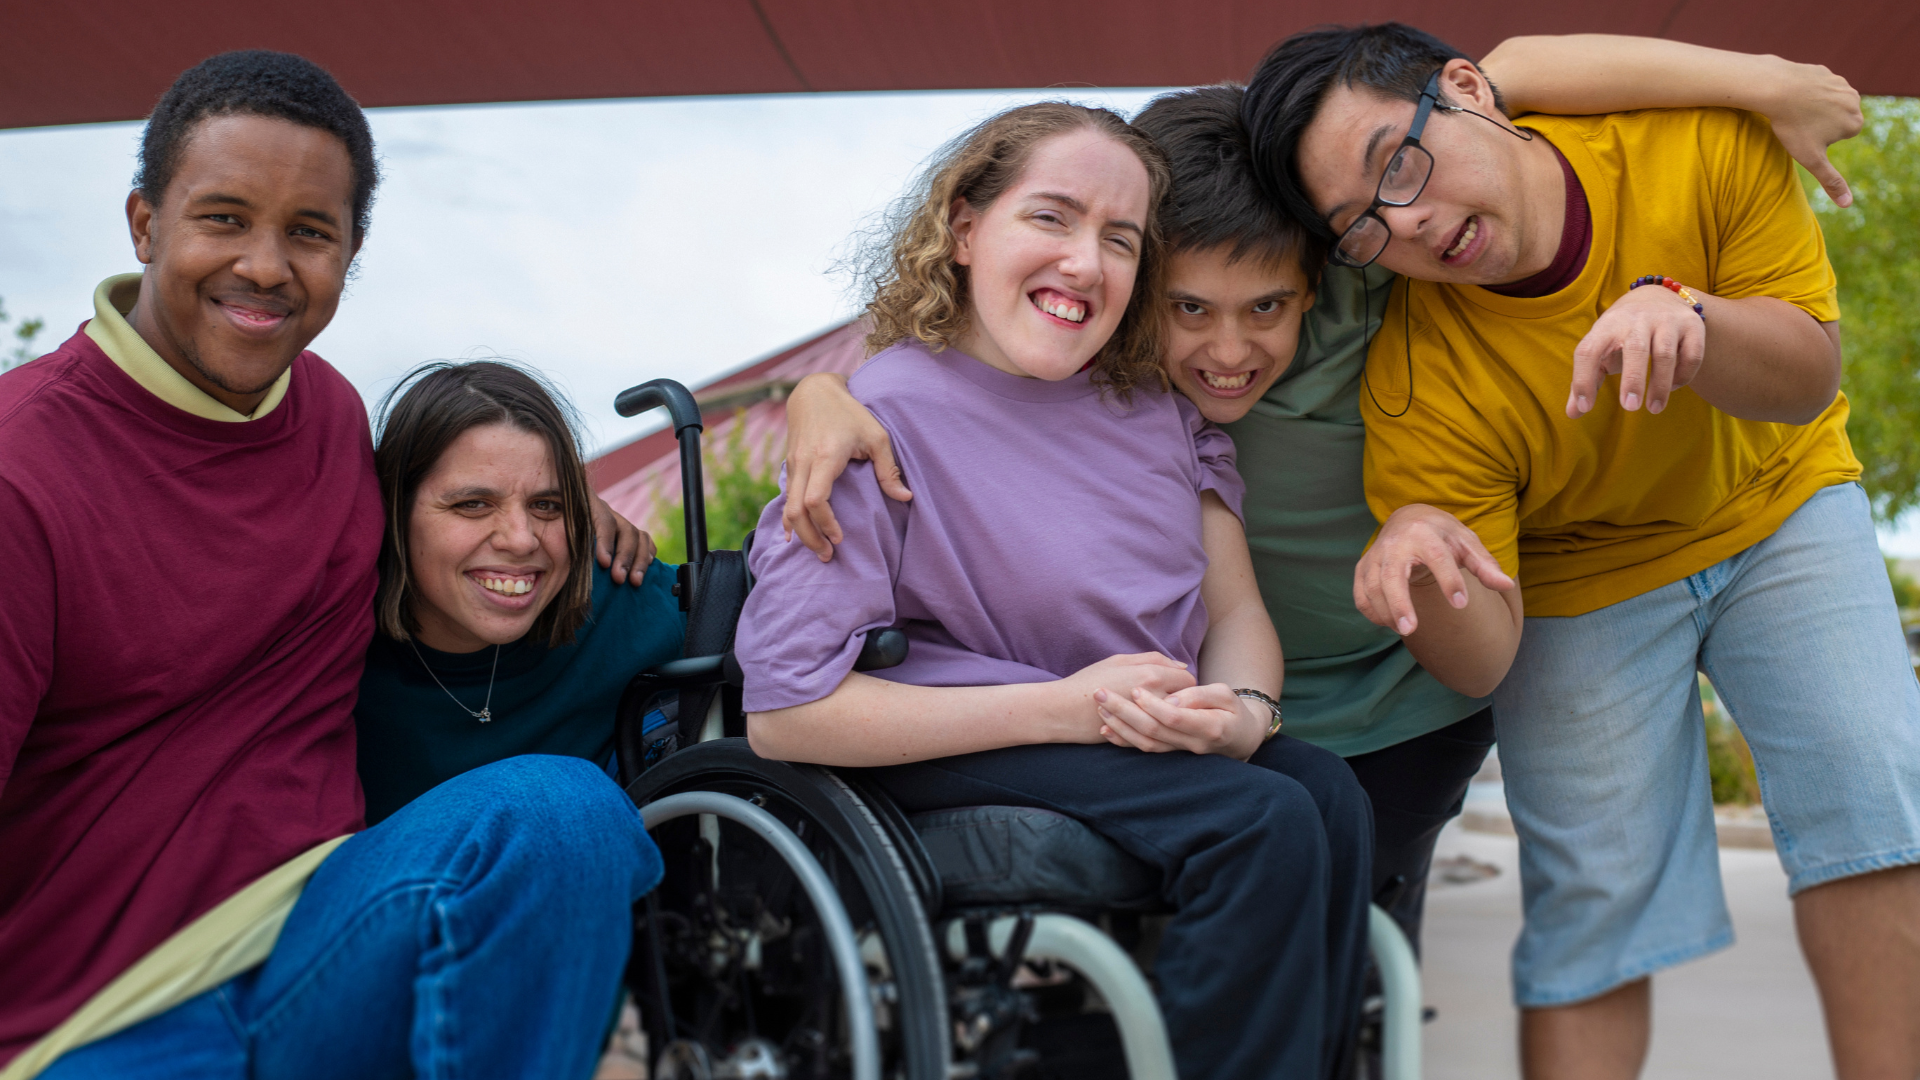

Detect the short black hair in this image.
[1242,23,1503,239]
[135,50,378,243]
[1133,84,1328,281]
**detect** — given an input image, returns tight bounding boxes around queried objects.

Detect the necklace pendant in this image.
[477,708,492,723]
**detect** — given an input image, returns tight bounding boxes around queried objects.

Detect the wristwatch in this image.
[1233,688,1284,741]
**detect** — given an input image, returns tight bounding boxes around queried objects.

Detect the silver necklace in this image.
[410,640,500,723]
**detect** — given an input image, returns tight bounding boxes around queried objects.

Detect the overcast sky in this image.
[0,89,1160,449]
[4,90,1917,554]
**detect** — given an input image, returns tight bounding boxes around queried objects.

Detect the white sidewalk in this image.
[1421,818,1833,1079]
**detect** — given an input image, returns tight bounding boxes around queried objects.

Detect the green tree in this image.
[649,410,783,564]
[0,295,46,372]
[1807,97,1920,523]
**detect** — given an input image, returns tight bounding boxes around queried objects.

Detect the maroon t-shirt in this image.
[0,328,381,1063]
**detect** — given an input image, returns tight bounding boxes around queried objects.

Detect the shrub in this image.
[0,296,45,371]
[649,410,782,564]
[1700,676,1761,806]
[1889,557,1920,613]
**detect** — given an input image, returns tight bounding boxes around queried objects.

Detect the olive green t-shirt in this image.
[1222,264,1488,757]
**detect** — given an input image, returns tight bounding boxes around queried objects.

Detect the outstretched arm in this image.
[1566,287,1842,422]
[1481,34,1863,205]
[1354,504,1523,699]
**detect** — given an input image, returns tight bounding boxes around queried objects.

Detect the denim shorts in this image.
[1492,482,1920,1007]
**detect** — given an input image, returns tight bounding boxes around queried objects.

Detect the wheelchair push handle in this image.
[613,377,709,573]
[614,378,702,431]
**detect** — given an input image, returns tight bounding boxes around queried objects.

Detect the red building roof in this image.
[5,1,1917,130]
[592,319,866,525]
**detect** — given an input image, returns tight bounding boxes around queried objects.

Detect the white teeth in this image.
[514,580,529,594]
[479,577,533,595]
[1200,370,1254,390]
[1445,217,1479,259]
[1035,296,1085,323]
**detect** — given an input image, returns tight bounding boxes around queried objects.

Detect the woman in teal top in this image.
[355,362,684,824]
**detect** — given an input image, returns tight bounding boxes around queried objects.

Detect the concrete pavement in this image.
[1422,819,1833,1079]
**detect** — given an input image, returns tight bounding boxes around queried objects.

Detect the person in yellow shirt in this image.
[1247,23,1920,1080]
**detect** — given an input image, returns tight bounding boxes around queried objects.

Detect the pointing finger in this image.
[1618,326,1651,412]
[1645,321,1680,415]
[1806,152,1853,208]
[1568,330,1611,419]
[1383,554,1419,636]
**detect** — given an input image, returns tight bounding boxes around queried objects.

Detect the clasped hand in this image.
[1061,652,1266,760]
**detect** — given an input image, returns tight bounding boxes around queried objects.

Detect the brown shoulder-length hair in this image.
[373,361,595,647]
[857,101,1173,398]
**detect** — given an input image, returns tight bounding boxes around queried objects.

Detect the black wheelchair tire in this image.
[625,738,952,1080]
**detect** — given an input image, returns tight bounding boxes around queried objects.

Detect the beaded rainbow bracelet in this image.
[1629,275,1705,319]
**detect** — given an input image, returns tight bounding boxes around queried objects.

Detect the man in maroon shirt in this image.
[0,52,660,1079]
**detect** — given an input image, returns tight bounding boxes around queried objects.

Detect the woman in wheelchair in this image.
[353,361,685,824]
[735,102,1373,1080]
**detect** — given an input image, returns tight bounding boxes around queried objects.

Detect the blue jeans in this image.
[1493,483,1920,1007]
[43,755,663,1080]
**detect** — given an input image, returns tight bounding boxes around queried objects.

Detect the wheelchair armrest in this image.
[853,628,909,672]
[631,628,909,697]
[631,653,727,692]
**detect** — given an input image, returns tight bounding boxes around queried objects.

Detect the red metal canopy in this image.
[4,1,1915,131]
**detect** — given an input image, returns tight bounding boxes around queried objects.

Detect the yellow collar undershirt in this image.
[83,274,291,422]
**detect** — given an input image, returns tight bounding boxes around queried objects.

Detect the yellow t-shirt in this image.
[1361,108,1858,618]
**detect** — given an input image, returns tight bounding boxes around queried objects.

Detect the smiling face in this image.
[1295,62,1561,286]
[406,422,572,653]
[126,113,358,414]
[949,128,1152,380]
[1163,245,1315,423]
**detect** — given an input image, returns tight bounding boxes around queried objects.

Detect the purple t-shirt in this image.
[737,341,1245,712]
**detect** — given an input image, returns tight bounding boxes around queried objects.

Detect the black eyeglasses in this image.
[1330,70,1531,269]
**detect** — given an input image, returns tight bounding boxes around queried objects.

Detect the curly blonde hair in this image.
[856,102,1172,398]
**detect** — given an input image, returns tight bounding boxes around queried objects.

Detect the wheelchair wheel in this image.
[626,739,951,1080]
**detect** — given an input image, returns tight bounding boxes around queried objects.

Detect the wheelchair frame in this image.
[613,378,1423,1080]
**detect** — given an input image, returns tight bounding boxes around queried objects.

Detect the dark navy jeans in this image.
[865,736,1374,1080]
[42,755,661,1080]
[1345,707,1497,955]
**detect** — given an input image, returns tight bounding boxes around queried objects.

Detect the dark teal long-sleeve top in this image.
[355,559,684,824]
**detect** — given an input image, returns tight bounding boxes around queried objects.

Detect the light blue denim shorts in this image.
[1492,482,1920,1007]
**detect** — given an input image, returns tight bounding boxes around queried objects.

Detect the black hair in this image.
[136,50,379,242]
[1133,84,1328,281]
[373,362,596,647]
[1242,23,1504,239]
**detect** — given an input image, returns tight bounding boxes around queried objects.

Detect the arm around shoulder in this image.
[1483,34,1862,205]
[780,373,914,561]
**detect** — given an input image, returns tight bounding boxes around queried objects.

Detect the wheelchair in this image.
[610,379,1424,1080]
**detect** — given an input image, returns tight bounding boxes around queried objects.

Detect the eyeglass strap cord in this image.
[1360,273,1416,420]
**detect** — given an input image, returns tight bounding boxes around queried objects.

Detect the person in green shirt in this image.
[354,361,685,824]
[773,34,1866,952]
